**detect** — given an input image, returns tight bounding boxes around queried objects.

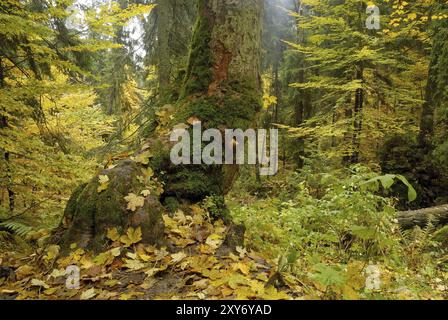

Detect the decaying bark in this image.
[398,204,448,230]
[57,0,264,252]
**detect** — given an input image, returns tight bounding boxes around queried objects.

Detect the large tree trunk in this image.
[57,0,263,252]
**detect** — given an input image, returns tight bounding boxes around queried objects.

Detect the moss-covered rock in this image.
[59,160,165,252]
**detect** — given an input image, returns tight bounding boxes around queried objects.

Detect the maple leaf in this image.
[97,175,110,193]
[107,228,120,242]
[171,251,188,264]
[205,234,223,249]
[110,247,122,257]
[120,227,143,247]
[133,151,154,165]
[93,252,114,266]
[233,262,250,276]
[236,246,248,258]
[141,190,151,197]
[141,167,154,179]
[49,269,66,279]
[123,259,145,271]
[125,193,145,212]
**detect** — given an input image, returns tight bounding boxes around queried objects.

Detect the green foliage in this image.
[0,221,33,237]
[230,161,447,299]
[231,164,400,259]
[361,174,417,202]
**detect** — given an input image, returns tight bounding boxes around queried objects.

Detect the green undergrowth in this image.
[228,163,448,299]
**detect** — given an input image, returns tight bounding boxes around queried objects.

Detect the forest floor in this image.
[1,169,447,300]
[0,206,297,300]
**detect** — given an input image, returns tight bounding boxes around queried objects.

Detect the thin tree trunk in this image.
[351,66,364,164]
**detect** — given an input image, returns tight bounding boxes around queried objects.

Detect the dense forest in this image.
[0,0,447,301]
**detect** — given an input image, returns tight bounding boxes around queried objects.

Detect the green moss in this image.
[176,81,261,130]
[163,197,181,213]
[63,183,87,223]
[180,0,213,98]
[60,160,165,252]
[166,167,223,201]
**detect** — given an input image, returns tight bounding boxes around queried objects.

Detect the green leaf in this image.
[396,175,417,202]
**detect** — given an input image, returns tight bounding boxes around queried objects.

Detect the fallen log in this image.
[398,204,448,229]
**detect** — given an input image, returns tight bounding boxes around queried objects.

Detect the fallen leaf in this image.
[125,193,145,212]
[120,227,143,247]
[80,288,97,300]
[15,265,34,280]
[98,175,110,193]
[107,228,120,242]
[171,252,188,264]
[31,279,50,289]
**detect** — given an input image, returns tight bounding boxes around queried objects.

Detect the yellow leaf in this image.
[97,175,110,193]
[107,228,120,242]
[133,151,154,165]
[171,251,188,264]
[125,193,145,212]
[124,259,145,271]
[408,13,417,20]
[206,234,223,249]
[80,288,97,300]
[236,246,247,258]
[31,279,50,289]
[110,247,122,257]
[142,167,154,178]
[120,227,143,247]
[233,262,250,276]
[15,265,34,280]
[44,245,60,262]
[49,268,66,279]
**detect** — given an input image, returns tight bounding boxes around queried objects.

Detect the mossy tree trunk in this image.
[168,0,263,199]
[157,0,172,93]
[58,0,263,252]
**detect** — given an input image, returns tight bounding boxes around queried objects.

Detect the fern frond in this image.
[0,221,33,237]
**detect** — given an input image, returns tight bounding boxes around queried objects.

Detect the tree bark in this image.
[351,66,364,164]
[418,19,448,152]
[157,0,172,93]
[57,0,264,252]
[398,205,448,230]
[0,57,14,212]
